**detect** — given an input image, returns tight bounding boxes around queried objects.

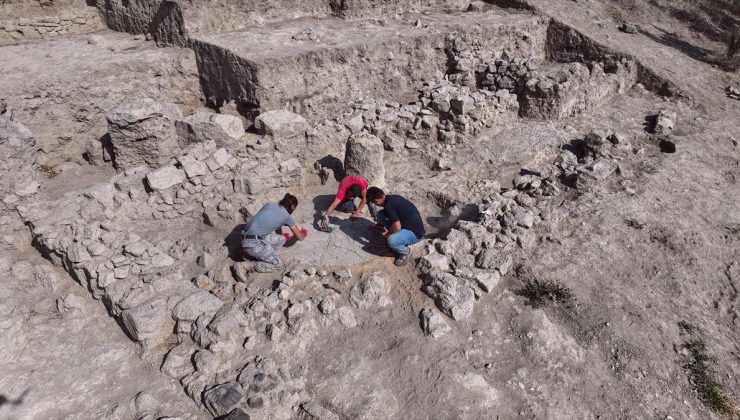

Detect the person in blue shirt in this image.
[366,187,425,267]
[239,193,307,273]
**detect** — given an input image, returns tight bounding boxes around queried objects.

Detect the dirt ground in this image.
[1,0,739,419]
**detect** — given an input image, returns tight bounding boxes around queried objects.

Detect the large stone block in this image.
[175,112,244,148]
[121,298,172,347]
[344,132,385,188]
[254,109,307,138]
[107,98,183,171]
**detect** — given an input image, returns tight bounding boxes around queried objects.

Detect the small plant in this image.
[39,164,54,176]
[677,321,738,416]
[514,279,574,308]
[678,320,703,335]
[626,218,646,230]
[727,224,740,235]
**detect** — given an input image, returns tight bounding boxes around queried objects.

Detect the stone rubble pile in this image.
[416,128,624,329]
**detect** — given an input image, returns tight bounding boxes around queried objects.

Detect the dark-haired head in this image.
[347,183,362,200]
[279,193,298,214]
[366,186,385,204]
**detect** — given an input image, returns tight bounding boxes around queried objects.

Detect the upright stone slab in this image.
[344,132,385,189]
[107,98,183,171]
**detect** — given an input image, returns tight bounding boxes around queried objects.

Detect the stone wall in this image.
[0,5,103,45]
[192,13,548,121]
[520,59,638,119]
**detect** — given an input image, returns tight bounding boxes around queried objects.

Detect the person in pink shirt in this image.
[320,175,370,227]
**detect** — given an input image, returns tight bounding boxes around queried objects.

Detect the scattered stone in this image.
[475,249,513,275]
[146,165,186,191]
[173,290,224,322]
[467,1,488,12]
[727,85,740,100]
[175,112,244,147]
[318,297,336,314]
[654,110,676,135]
[418,252,450,274]
[419,308,451,338]
[202,382,243,417]
[405,139,420,149]
[299,402,340,420]
[620,22,638,34]
[121,298,171,345]
[349,272,390,309]
[254,110,307,138]
[247,396,264,409]
[455,267,501,292]
[223,408,251,420]
[422,271,475,320]
[333,269,352,283]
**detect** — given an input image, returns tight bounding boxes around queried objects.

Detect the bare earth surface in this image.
[0,0,738,419]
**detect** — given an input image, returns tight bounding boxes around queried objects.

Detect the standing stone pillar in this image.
[344,132,385,189]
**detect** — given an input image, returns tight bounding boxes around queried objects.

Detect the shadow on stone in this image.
[224,224,246,261]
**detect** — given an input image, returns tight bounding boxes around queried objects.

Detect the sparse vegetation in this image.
[515,279,574,308]
[678,321,739,416]
[39,164,54,176]
[626,218,646,229]
[727,223,740,235]
[678,320,703,335]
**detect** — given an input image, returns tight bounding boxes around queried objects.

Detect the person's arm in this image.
[352,188,367,218]
[290,224,307,240]
[326,197,342,217]
[383,204,402,238]
[385,221,402,238]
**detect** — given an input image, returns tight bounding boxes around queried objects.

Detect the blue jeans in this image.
[377,210,422,255]
[338,199,356,212]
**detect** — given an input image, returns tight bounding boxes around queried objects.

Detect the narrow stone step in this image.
[191,11,548,120]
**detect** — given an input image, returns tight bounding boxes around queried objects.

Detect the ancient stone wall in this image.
[0,5,102,45]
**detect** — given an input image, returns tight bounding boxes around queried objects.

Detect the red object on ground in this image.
[300,228,308,237]
[283,233,292,242]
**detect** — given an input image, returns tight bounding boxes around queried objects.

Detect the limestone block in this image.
[175,112,244,147]
[146,165,186,191]
[107,98,182,170]
[254,109,307,138]
[344,132,385,188]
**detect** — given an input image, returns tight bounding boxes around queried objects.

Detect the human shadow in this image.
[311,194,392,257]
[224,224,246,261]
[0,389,28,408]
[317,155,344,182]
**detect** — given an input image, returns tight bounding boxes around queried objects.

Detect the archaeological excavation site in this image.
[1,0,739,418]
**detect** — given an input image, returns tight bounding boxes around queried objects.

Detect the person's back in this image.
[383,194,425,237]
[243,202,295,237]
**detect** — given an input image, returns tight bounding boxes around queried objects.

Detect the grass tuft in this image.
[678,321,738,416]
[626,218,646,229]
[514,279,573,308]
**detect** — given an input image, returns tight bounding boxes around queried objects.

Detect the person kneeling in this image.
[239,193,307,273]
[366,187,425,267]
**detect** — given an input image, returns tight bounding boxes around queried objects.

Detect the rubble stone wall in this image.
[520,59,638,119]
[193,15,548,120]
[0,5,103,45]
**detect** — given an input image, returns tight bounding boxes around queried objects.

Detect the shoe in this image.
[394,253,410,267]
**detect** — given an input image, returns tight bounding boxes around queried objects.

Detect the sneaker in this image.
[394,253,410,267]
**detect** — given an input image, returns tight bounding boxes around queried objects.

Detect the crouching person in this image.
[366,187,425,267]
[240,193,307,273]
